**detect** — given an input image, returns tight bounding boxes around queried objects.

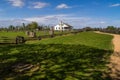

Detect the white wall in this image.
[54,24,71,31]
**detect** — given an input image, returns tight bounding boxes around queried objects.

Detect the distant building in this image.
[54,21,72,31]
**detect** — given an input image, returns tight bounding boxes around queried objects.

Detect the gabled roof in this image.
[57,21,72,27]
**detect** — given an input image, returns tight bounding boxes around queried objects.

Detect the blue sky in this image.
[0,0,120,28]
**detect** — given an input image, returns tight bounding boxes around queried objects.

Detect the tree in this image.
[27,22,38,30]
[106,26,116,30]
[8,25,15,30]
[83,27,93,31]
[22,23,26,30]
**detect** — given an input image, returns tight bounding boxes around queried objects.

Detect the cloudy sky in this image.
[0,0,120,28]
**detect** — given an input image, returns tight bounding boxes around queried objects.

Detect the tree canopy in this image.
[27,22,38,30]
[106,26,116,30]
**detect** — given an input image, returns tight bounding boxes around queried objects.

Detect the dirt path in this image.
[112,34,120,52]
[95,31,120,52]
[95,31,120,79]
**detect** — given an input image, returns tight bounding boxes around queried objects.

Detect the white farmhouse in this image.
[54,21,72,31]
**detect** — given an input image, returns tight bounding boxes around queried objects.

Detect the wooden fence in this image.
[0,31,81,45]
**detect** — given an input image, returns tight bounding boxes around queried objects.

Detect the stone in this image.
[29,31,36,38]
[25,31,30,36]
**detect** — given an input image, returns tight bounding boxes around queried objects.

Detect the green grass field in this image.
[27,32,113,50]
[0,31,69,38]
[0,32,113,80]
[0,31,70,43]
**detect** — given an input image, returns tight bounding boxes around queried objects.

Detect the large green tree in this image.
[106,26,116,30]
[27,22,38,30]
[8,25,15,30]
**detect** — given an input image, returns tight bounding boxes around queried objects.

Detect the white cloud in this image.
[99,21,106,24]
[24,14,67,21]
[110,3,120,7]
[0,14,107,28]
[22,16,109,28]
[0,19,29,27]
[23,14,93,28]
[24,14,67,25]
[31,2,49,9]
[1,14,120,28]
[56,4,70,9]
[8,0,24,7]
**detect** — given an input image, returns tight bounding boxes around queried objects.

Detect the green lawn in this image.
[0,32,113,80]
[0,31,69,38]
[0,31,70,43]
[27,32,113,50]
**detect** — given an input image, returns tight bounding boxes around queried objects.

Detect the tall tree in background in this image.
[22,23,26,30]
[106,26,116,30]
[27,22,38,30]
[8,25,15,30]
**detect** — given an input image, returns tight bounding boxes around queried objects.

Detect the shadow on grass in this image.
[0,44,113,80]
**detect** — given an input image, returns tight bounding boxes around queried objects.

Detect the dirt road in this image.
[112,34,120,52]
[95,31,120,52]
[95,31,120,79]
